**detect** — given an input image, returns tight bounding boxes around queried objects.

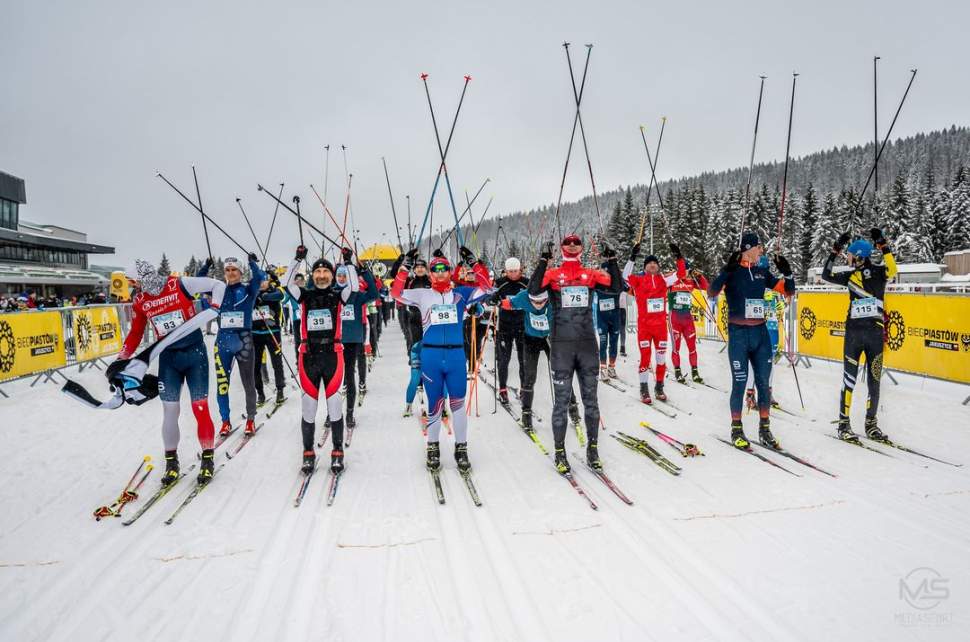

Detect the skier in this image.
[336,262,378,429]
[623,243,681,404]
[594,266,622,380]
[252,272,287,407]
[489,257,529,403]
[744,282,785,409]
[528,234,623,474]
[707,232,795,449]
[618,289,629,357]
[667,254,709,384]
[284,245,358,474]
[199,255,265,437]
[821,228,898,443]
[401,258,429,355]
[391,246,493,472]
[116,259,227,485]
[503,288,553,429]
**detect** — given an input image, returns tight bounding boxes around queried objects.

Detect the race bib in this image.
[151,310,185,337]
[307,309,333,332]
[253,306,272,321]
[529,313,549,332]
[430,304,458,325]
[850,297,881,319]
[562,286,589,308]
[598,297,616,312]
[220,311,244,329]
[674,292,692,308]
[341,305,356,321]
[646,297,664,313]
[745,298,766,319]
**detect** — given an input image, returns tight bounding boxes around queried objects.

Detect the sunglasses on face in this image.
[563,240,582,247]
[430,263,450,274]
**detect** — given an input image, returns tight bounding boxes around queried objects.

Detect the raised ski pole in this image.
[309,184,355,248]
[776,73,799,248]
[438,178,490,248]
[382,157,404,250]
[256,184,345,248]
[636,117,668,247]
[263,182,284,255]
[738,75,767,247]
[566,43,605,238]
[236,198,268,266]
[157,172,251,255]
[191,166,213,261]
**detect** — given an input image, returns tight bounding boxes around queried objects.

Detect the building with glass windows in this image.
[0,171,116,298]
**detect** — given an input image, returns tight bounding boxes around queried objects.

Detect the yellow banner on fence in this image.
[0,311,67,381]
[796,291,970,384]
[73,306,122,362]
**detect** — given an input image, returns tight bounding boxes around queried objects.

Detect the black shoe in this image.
[586,442,603,471]
[455,443,471,472]
[346,410,356,429]
[654,382,667,402]
[674,367,686,384]
[302,450,316,474]
[691,367,704,384]
[198,449,215,484]
[521,408,533,430]
[275,388,286,405]
[426,442,441,472]
[554,447,571,475]
[256,392,267,407]
[864,418,890,443]
[730,422,749,449]
[619,347,628,357]
[330,449,345,473]
[758,419,780,449]
[837,419,860,442]
[640,382,652,405]
[568,402,581,425]
[161,450,179,487]
[498,389,509,405]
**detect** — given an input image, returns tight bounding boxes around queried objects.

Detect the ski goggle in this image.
[562,239,582,246]
[430,262,451,274]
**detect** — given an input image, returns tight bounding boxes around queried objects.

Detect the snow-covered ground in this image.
[1,325,968,641]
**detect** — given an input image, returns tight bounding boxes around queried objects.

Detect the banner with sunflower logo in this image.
[72,306,122,362]
[0,311,66,381]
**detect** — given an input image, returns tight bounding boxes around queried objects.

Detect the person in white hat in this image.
[488,256,529,404]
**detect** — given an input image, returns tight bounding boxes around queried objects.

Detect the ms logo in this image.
[0,320,14,374]
[799,308,817,341]
[886,310,905,351]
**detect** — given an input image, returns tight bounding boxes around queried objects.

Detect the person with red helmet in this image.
[391,245,493,472]
[623,242,680,404]
[528,234,623,474]
[666,245,709,385]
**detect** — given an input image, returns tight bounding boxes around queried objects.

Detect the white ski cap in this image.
[505,257,521,271]
[224,256,243,271]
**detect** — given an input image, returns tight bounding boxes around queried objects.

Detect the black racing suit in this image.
[252,287,287,399]
[489,276,529,392]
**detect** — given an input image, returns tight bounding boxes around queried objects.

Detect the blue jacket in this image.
[339,268,379,344]
[199,259,266,331]
[509,289,553,339]
[708,260,794,326]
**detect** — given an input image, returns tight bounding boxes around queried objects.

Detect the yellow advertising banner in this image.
[796,291,970,384]
[0,311,67,381]
[73,306,123,362]
[690,290,708,338]
[110,271,131,301]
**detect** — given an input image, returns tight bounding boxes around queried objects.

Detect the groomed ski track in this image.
[1,328,968,641]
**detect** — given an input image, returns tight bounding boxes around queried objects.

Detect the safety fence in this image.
[0,303,153,394]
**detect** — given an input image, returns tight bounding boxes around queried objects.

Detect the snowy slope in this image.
[1,326,968,642]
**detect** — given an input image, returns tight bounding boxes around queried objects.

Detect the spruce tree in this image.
[798,184,819,281]
[945,166,970,253]
[157,253,171,276]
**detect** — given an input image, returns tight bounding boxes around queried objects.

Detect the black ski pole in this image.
[873,56,880,196]
[776,73,799,249]
[566,43,604,237]
[382,157,404,250]
[550,42,593,242]
[256,184,344,248]
[264,183,284,259]
[236,197,268,265]
[191,166,213,261]
[293,195,305,249]
[157,172,250,255]
[738,75,767,246]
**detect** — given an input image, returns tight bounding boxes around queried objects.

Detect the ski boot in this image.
[198,449,215,484]
[654,382,668,402]
[301,450,316,474]
[599,365,609,382]
[256,391,266,407]
[403,403,413,418]
[345,408,356,429]
[568,401,581,425]
[639,382,652,405]
[244,418,257,435]
[691,367,704,384]
[499,388,510,405]
[161,450,179,487]
[330,449,345,473]
[358,383,367,397]
[275,388,286,405]
[426,442,441,472]
[607,364,617,379]
[864,417,891,444]
[619,346,628,358]
[731,421,750,449]
[758,418,780,450]
[521,408,533,430]
[586,441,603,471]
[836,419,860,443]
[554,447,571,475]
[769,386,780,409]
[745,388,757,411]
[674,367,686,384]
[219,420,232,437]
[455,443,471,472]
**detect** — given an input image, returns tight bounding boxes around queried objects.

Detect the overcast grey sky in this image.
[3,0,968,271]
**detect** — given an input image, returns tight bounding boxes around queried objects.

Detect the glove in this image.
[391,255,404,274]
[203,257,214,271]
[870,228,887,247]
[295,245,308,261]
[669,243,682,259]
[725,250,742,273]
[690,268,704,281]
[833,232,851,253]
[459,245,475,265]
[774,255,793,277]
[402,247,419,270]
[602,244,617,259]
[341,247,354,264]
[432,248,444,259]
[629,242,641,262]
[540,241,555,261]
[248,252,259,264]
